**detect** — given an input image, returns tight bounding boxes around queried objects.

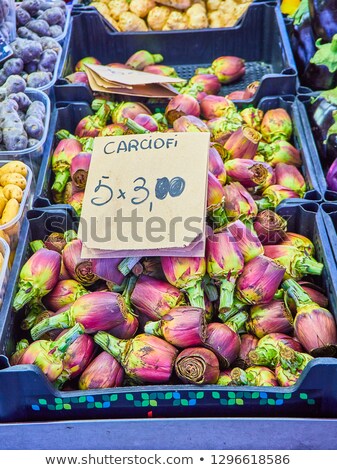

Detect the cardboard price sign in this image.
[79,132,210,258]
[84,64,186,98]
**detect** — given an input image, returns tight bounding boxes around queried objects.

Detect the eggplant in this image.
[302,35,337,90]
[326,111,337,163]
[308,87,337,160]
[290,3,317,76]
[309,0,337,42]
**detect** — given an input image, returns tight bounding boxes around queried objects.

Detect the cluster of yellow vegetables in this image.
[90,0,253,31]
[0,161,27,241]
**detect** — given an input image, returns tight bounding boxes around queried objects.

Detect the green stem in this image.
[249,345,279,368]
[144,320,162,337]
[225,311,248,333]
[15,339,29,352]
[31,310,73,340]
[208,206,228,228]
[81,137,94,152]
[184,279,205,309]
[53,370,70,389]
[153,54,164,64]
[94,331,127,361]
[282,279,313,307]
[203,274,219,302]
[56,129,78,140]
[331,35,337,54]
[125,118,150,134]
[29,240,45,253]
[53,323,84,354]
[231,367,249,385]
[91,99,115,112]
[52,169,70,193]
[218,298,246,323]
[64,230,78,243]
[118,257,142,276]
[256,198,273,211]
[219,279,235,312]
[122,275,138,309]
[13,285,38,312]
[295,257,323,276]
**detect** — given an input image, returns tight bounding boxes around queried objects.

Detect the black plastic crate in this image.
[32,95,321,212]
[296,94,337,202]
[54,2,297,103]
[1,202,337,422]
[71,0,272,33]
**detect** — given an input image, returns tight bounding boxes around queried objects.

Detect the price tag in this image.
[79,132,210,257]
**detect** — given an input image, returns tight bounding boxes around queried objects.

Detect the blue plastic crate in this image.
[1,202,337,422]
[54,2,297,103]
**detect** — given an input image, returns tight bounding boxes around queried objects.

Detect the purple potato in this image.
[3,130,28,151]
[0,72,7,87]
[39,7,64,26]
[49,24,62,38]
[11,39,43,64]
[16,7,31,26]
[0,89,7,100]
[26,71,52,88]
[8,92,32,112]
[2,58,24,78]
[28,138,39,148]
[17,110,26,121]
[21,0,43,16]
[17,27,41,41]
[3,76,26,94]
[24,60,40,74]
[0,100,19,114]
[38,36,60,53]
[37,49,57,73]
[40,1,66,11]
[26,19,51,37]
[24,115,44,139]
[26,100,46,120]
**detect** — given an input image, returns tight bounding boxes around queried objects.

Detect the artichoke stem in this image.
[29,240,45,253]
[30,311,73,340]
[125,118,150,134]
[184,280,206,309]
[94,331,127,360]
[256,198,273,211]
[219,279,235,313]
[13,286,37,312]
[52,170,71,194]
[118,257,142,276]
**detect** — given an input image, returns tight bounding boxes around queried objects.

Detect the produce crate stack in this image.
[1,0,337,434]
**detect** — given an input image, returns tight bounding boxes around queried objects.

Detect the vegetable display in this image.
[10,211,334,389]
[305,87,337,191]
[87,0,253,32]
[0,0,66,90]
[289,0,337,90]
[65,50,261,100]
[1,0,337,426]
[16,0,68,40]
[0,81,47,151]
